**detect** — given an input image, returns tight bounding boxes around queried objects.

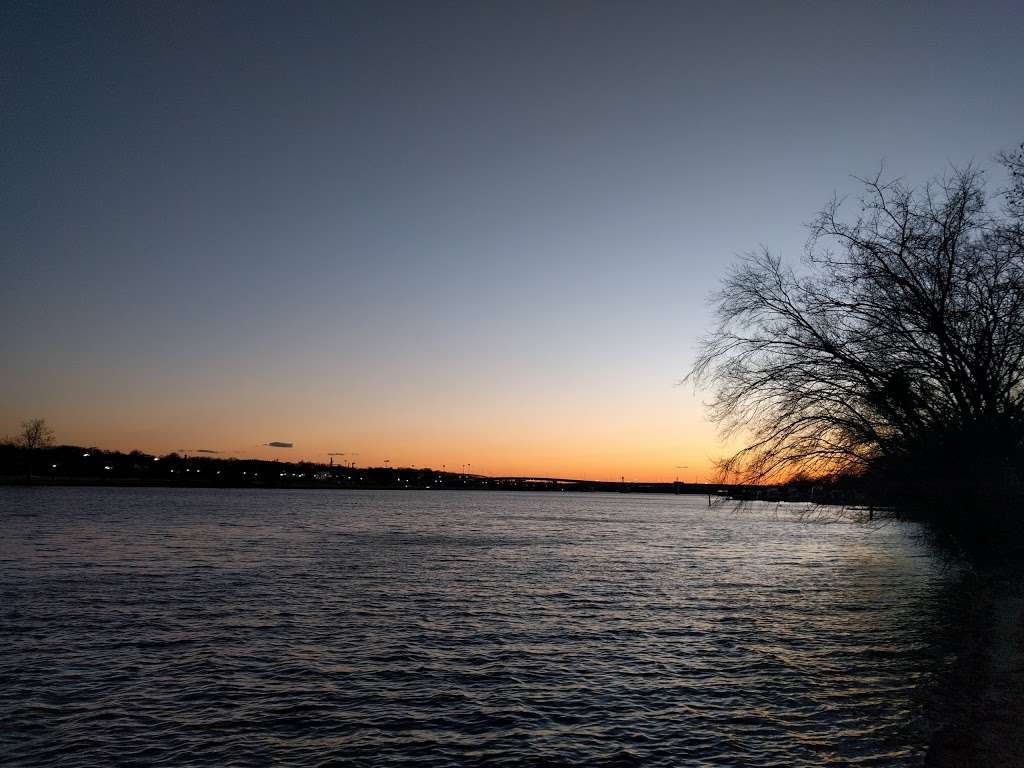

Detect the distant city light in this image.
[82,453,90,457]
[104,465,112,470]
[153,457,160,461]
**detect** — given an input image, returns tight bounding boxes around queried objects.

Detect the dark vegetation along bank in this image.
[690,142,1024,561]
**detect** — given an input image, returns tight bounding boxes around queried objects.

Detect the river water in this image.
[0,487,960,766]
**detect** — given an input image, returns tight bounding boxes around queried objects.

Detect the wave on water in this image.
[0,487,958,766]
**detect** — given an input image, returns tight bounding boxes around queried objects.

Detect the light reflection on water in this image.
[0,488,957,766]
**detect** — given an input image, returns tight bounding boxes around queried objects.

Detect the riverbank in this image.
[926,570,1024,765]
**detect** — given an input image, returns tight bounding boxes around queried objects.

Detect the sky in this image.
[2,1,1022,481]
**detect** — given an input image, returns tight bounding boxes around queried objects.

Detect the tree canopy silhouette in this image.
[689,149,1024,528]
[16,418,54,452]
[11,417,55,484]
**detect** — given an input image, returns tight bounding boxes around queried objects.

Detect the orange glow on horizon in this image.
[4,389,729,484]
[35,437,722,484]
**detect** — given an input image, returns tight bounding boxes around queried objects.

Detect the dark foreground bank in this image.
[926,570,1024,766]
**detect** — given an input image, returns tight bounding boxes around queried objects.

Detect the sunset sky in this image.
[3,1,1022,481]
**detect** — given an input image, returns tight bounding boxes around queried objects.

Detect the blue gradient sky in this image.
[3,1,1022,479]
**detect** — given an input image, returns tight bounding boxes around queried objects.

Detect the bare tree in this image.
[17,418,54,451]
[16,418,55,483]
[689,153,1024,505]
[999,141,1024,217]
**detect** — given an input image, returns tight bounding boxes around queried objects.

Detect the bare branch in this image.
[690,153,1024,488]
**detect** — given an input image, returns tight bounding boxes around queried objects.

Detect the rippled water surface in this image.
[1,488,957,766]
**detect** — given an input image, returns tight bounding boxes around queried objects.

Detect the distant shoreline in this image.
[0,444,864,502]
[0,474,734,495]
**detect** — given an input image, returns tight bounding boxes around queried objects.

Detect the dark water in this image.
[1,487,958,766]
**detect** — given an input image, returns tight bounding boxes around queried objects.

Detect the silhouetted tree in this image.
[15,418,55,483]
[999,141,1024,217]
[689,148,1024,539]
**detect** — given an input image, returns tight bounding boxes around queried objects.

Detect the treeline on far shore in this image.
[0,442,752,495]
[0,440,981,515]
